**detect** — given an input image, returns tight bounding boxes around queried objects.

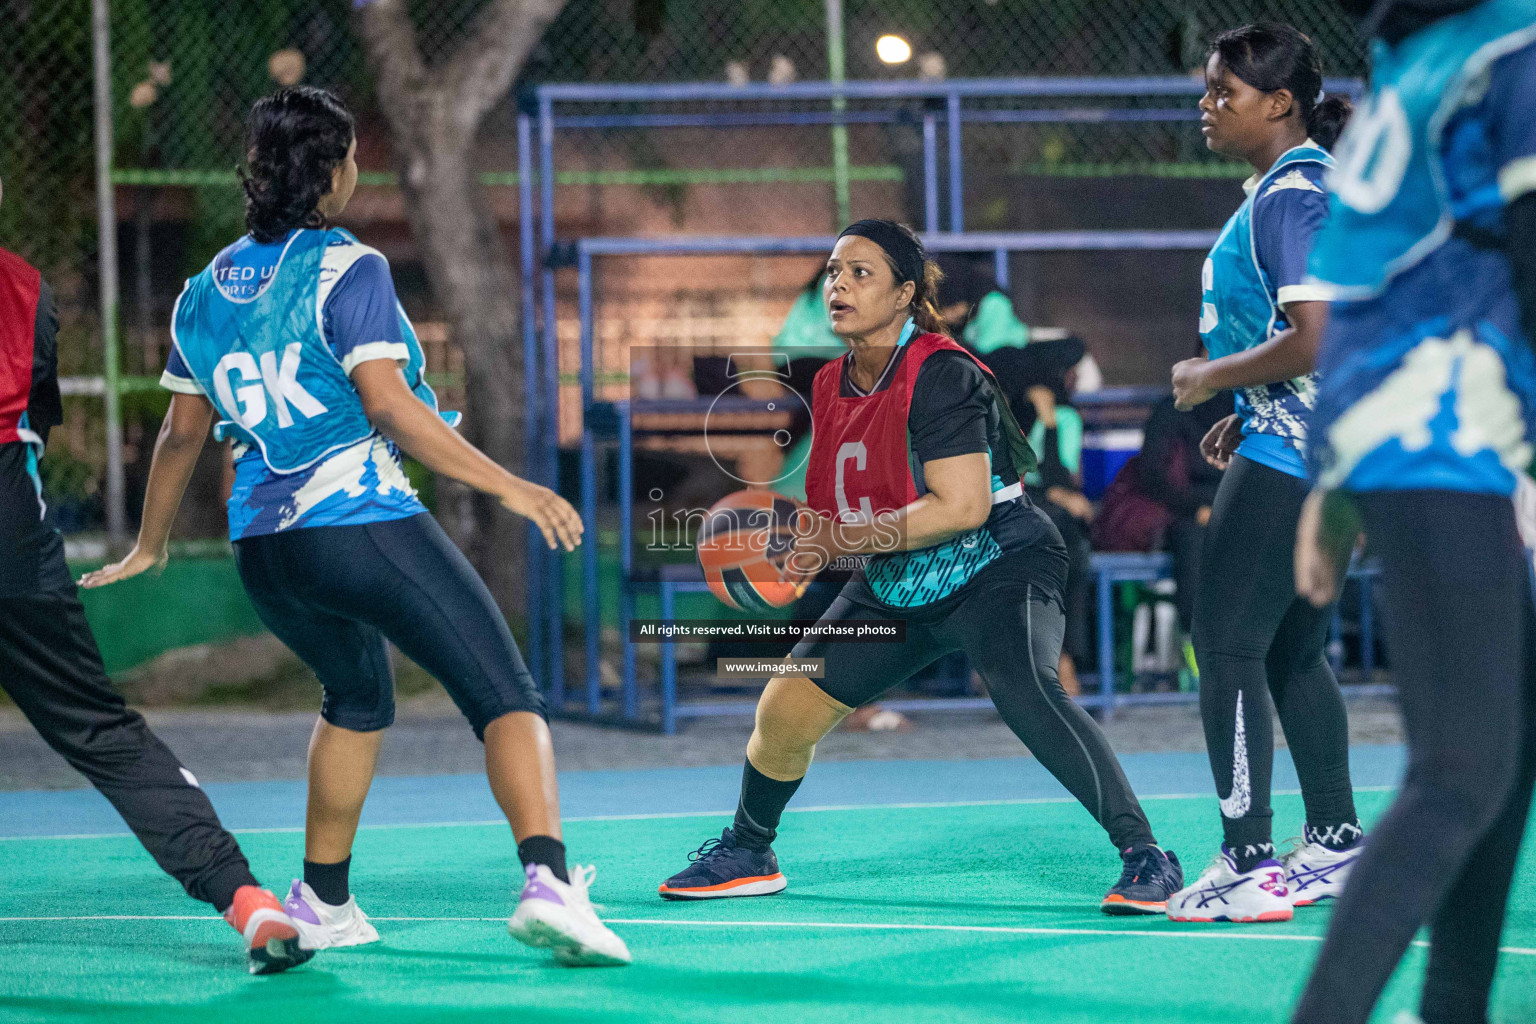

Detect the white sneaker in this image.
[1166,849,1293,923]
[282,880,381,950]
[1282,839,1361,907]
[508,863,631,966]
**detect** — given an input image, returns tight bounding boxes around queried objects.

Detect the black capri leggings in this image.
[1192,454,1357,855]
[792,553,1157,851]
[234,512,545,737]
[1293,491,1536,1024]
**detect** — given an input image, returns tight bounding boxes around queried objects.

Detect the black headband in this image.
[837,219,926,286]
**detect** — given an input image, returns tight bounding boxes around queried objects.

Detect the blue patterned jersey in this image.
[164,228,455,539]
[1306,1,1536,495]
[1200,144,1336,478]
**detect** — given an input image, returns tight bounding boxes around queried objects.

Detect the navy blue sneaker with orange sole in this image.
[658,828,788,900]
[1100,842,1184,915]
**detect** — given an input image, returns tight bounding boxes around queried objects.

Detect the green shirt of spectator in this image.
[772,283,842,350]
[960,291,1031,354]
[1025,405,1083,487]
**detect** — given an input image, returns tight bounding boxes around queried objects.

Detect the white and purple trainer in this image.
[282,880,381,950]
[507,863,631,966]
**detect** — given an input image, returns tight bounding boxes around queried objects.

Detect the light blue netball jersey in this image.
[1306,0,1536,496]
[1200,143,1336,478]
[164,227,456,539]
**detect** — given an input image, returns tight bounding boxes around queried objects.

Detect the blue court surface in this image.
[0,745,1410,838]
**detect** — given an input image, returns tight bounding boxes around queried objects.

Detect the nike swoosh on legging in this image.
[1220,690,1252,819]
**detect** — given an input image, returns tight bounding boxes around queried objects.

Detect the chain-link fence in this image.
[3,0,1367,537]
[528,0,1365,83]
[0,0,106,530]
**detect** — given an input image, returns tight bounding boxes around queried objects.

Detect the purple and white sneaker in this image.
[282,880,380,950]
[507,864,631,966]
[1282,838,1362,906]
[1166,848,1293,923]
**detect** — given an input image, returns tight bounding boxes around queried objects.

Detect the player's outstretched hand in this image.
[502,478,584,552]
[79,544,168,589]
[1199,413,1243,469]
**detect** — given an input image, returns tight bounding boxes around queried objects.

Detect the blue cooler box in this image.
[1080,429,1143,500]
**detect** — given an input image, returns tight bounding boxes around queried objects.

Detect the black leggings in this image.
[235,513,545,738]
[793,557,1156,850]
[1293,491,1536,1024]
[1192,455,1357,855]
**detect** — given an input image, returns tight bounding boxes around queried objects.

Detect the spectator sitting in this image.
[1140,393,1233,645]
[934,254,1030,354]
[772,270,843,351]
[1093,392,1234,687]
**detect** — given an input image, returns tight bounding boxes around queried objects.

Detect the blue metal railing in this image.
[515,75,1364,726]
[568,230,1221,724]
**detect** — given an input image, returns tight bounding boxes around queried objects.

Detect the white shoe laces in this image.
[1194,851,1232,882]
[1278,836,1307,868]
[565,864,605,915]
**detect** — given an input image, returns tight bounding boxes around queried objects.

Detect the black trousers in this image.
[793,551,1156,850]
[1192,455,1357,855]
[1293,491,1536,1024]
[0,566,256,910]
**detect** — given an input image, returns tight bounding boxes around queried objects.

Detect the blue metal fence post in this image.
[1097,568,1115,719]
[922,113,939,234]
[517,112,545,692]
[993,249,1010,291]
[619,400,637,719]
[947,91,964,232]
[539,91,564,709]
[578,246,602,714]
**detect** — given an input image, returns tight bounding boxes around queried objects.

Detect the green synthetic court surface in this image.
[1,785,1533,1024]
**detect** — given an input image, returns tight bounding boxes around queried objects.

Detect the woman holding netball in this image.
[659,220,1184,913]
[82,87,627,966]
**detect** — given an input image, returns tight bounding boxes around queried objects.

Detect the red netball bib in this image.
[0,246,42,446]
[805,332,996,521]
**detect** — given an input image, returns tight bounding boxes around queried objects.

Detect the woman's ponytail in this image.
[912,259,947,335]
[1307,94,1354,152]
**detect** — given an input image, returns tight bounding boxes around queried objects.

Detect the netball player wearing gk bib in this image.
[1163,25,1366,925]
[1291,2,1536,1020]
[81,88,628,967]
[658,221,1184,913]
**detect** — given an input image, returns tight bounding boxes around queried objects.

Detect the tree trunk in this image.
[353,0,568,616]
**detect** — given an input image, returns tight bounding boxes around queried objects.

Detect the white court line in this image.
[0,786,1399,844]
[0,913,1529,958]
